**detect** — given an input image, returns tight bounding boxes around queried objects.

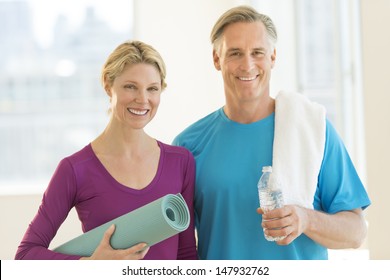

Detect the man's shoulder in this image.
[173,109,221,145]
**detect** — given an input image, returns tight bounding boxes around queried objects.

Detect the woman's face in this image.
[108,63,162,130]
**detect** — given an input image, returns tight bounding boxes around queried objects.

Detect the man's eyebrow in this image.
[253,47,267,52]
[226,47,267,53]
[226,48,241,53]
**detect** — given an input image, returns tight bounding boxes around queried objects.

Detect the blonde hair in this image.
[210,5,277,51]
[101,40,167,91]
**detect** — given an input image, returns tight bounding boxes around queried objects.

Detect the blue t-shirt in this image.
[173,108,370,260]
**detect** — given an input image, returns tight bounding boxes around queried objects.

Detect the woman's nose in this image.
[136,90,148,103]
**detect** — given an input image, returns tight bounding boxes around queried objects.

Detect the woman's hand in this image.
[80,224,150,260]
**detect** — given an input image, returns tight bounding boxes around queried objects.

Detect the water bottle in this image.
[257,166,286,241]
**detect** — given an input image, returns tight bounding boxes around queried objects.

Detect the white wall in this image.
[361,0,390,260]
[135,0,229,144]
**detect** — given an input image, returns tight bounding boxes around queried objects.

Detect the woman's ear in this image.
[104,83,112,97]
[103,76,112,97]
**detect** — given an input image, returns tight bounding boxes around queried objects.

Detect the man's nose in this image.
[240,54,255,71]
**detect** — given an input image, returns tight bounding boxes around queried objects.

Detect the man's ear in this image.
[213,49,221,71]
[271,48,276,69]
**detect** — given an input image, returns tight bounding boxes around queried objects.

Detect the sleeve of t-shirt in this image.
[314,119,371,214]
[14,158,81,260]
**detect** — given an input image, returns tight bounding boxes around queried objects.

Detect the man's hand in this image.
[257,205,308,245]
[257,206,367,249]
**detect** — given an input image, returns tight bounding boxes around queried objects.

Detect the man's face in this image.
[213,21,276,105]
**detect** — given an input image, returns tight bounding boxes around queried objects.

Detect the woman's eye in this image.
[148,87,160,92]
[124,84,136,89]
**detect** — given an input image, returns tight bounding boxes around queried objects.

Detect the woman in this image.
[15,41,197,260]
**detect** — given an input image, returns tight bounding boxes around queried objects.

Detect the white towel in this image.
[272,91,326,209]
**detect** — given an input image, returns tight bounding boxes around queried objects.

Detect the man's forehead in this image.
[218,22,272,51]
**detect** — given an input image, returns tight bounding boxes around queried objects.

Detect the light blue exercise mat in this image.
[53,193,190,256]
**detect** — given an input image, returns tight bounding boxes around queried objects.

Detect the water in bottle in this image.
[257,166,286,241]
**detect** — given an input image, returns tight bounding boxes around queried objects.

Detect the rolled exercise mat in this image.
[53,193,190,256]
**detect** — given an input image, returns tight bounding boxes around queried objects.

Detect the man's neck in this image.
[224,96,275,124]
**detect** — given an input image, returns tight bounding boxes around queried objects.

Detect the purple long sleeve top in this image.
[15,141,197,260]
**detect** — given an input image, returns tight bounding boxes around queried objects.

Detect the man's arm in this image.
[258,206,367,249]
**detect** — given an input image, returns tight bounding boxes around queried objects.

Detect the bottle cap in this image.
[262,166,272,172]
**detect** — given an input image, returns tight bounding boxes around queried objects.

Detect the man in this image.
[173,5,370,259]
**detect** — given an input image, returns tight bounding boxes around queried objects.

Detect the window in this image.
[295,0,366,180]
[0,0,133,194]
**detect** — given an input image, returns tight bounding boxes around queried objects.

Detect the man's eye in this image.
[253,51,265,56]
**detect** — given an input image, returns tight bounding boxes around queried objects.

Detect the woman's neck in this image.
[92,121,156,158]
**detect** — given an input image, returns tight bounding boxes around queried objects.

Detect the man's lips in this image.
[237,75,259,81]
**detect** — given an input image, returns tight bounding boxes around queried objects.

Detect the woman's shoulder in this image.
[158,141,193,158]
[61,143,95,166]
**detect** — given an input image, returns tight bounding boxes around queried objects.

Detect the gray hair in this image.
[210,5,277,51]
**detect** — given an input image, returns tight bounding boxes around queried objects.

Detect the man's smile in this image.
[237,75,258,81]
